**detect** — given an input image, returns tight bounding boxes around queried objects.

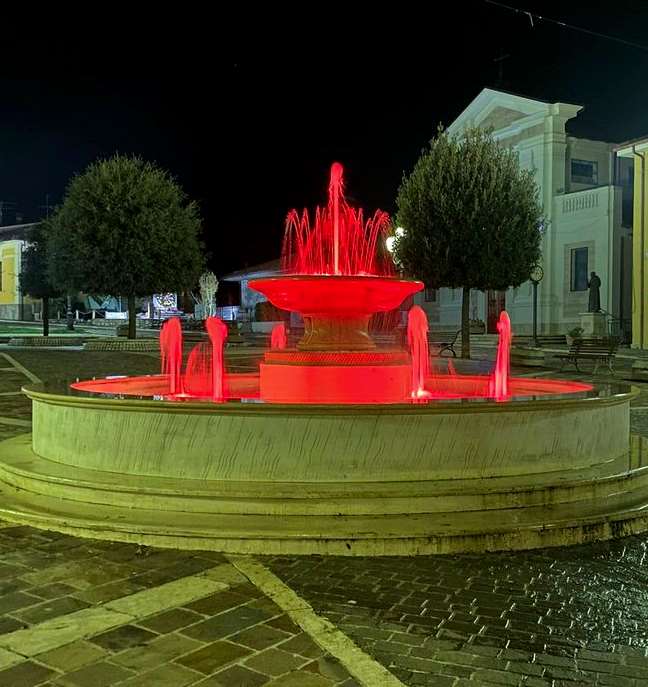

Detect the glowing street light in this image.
[386,226,405,254]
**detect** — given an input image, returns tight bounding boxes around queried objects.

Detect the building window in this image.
[424,287,437,302]
[571,159,598,185]
[570,247,589,291]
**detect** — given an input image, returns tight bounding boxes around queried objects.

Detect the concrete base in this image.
[1,433,648,555]
[0,383,645,555]
[580,312,607,337]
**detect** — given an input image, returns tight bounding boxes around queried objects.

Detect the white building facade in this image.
[413,89,633,336]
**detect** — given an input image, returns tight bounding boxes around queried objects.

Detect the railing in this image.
[561,188,601,214]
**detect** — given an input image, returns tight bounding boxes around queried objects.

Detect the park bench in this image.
[555,337,619,374]
[429,329,460,358]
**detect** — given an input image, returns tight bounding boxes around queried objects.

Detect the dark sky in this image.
[1,1,648,275]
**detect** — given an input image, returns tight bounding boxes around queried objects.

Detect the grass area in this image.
[0,323,99,336]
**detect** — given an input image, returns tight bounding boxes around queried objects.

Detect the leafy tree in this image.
[394,127,543,358]
[47,154,205,338]
[20,220,61,337]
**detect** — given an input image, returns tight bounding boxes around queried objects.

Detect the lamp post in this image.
[529,264,544,347]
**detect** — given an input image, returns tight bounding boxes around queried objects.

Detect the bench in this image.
[429,329,460,358]
[554,337,619,374]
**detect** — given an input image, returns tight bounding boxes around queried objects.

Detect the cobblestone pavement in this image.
[1,347,648,685]
[265,537,648,687]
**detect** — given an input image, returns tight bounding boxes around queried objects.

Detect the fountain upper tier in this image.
[250,163,423,350]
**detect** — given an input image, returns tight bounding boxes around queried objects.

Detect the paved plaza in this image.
[0,345,647,686]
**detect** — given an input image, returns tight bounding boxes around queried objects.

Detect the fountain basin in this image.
[1,380,647,555]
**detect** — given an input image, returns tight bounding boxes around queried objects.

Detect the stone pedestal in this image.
[580,312,607,337]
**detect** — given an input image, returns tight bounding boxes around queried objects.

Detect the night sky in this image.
[1,1,647,276]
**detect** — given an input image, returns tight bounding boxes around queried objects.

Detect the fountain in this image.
[0,163,646,555]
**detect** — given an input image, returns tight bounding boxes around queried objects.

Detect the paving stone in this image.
[0,614,26,633]
[37,639,108,671]
[175,639,252,674]
[53,660,133,686]
[184,590,249,616]
[28,583,80,600]
[182,604,275,642]
[75,580,146,604]
[137,607,205,634]
[302,656,353,682]
[89,624,158,652]
[118,662,200,686]
[111,632,203,671]
[277,632,326,659]
[264,615,301,635]
[199,664,271,686]
[14,595,90,624]
[230,623,292,650]
[0,590,41,613]
[201,563,250,588]
[0,659,57,686]
[244,647,308,676]
[265,671,335,686]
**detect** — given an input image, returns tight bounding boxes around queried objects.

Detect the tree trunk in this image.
[42,297,49,337]
[128,295,137,339]
[461,286,471,359]
[66,294,74,331]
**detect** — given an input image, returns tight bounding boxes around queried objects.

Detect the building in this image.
[617,137,648,348]
[413,88,634,336]
[0,223,37,320]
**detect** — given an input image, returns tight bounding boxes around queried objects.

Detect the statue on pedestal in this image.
[588,271,601,313]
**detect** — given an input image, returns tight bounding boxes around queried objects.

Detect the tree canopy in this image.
[394,127,543,356]
[47,154,205,338]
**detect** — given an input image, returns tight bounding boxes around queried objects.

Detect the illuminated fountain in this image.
[0,163,646,556]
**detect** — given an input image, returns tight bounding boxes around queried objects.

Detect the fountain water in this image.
[270,323,287,349]
[489,311,511,401]
[407,306,431,399]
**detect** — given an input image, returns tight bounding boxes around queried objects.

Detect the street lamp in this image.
[529,263,544,347]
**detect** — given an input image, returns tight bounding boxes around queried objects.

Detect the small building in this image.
[221,259,285,331]
[0,223,37,320]
[413,88,634,337]
[617,137,648,348]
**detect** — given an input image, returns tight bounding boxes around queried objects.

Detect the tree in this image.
[47,154,205,338]
[394,127,543,358]
[20,220,61,337]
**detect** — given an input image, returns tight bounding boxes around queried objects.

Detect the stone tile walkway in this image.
[0,525,358,686]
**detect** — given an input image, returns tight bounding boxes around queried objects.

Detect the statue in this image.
[588,271,601,313]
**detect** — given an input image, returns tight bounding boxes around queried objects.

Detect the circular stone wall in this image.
[0,382,647,555]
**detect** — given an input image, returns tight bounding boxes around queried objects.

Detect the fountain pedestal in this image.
[249,275,423,402]
[260,350,411,403]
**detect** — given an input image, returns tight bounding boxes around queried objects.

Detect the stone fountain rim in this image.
[22,381,638,417]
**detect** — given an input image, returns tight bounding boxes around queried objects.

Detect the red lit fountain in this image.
[2,162,644,559]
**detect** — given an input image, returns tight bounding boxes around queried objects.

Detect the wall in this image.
[632,151,648,348]
[566,138,614,193]
[0,240,28,320]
